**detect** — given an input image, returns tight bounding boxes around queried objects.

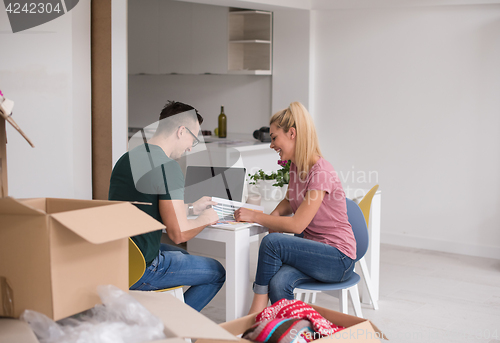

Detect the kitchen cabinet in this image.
[129,1,273,75]
[128,0,227,75]
[228,10,273,75]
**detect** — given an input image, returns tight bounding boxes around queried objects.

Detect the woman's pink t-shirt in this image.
[287,158,356,259]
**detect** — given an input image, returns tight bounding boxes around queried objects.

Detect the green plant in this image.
[248,160,291,187]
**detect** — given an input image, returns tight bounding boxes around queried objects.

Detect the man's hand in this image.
[193,196,217,215]
[197,207,220,226]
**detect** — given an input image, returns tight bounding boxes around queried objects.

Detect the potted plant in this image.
[248,160,291,202]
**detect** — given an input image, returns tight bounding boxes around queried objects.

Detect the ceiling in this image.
[177,0,500,11]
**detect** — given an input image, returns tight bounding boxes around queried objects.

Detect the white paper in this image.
[211,196,263,228]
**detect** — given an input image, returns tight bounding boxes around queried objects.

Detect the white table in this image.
[189,188,381,320]
[191,224,267,321]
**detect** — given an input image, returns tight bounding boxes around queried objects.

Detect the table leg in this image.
[225,228,251,321]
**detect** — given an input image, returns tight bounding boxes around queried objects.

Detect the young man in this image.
[109,101,225,311]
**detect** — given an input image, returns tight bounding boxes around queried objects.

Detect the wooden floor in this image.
[200,243,500,343]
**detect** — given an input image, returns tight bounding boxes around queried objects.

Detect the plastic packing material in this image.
[20,285,166,343]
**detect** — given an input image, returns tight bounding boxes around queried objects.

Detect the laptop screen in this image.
[184,166,246,204]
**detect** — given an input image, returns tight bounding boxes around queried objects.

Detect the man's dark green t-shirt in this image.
[108,143,184,266]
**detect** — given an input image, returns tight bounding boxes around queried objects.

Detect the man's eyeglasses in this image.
[185,127,200,147]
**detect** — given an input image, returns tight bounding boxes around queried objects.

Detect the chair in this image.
[128,238,184,301]
[355,184,380,311]
[294,185,380,312]
[358,184,379,229]
[293,198,370,318]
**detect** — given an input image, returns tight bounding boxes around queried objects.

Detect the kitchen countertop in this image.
[200,133,271,151]
[128,128,271,152]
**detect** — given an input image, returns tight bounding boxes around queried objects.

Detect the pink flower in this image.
[277,160,287,167]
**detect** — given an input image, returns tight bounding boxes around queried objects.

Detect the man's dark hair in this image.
[159,101,203,124]
[155,101,203,137]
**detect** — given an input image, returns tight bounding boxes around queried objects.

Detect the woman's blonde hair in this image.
[270,102,322,178]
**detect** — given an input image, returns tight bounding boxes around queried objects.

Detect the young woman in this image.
[234,102,356,314]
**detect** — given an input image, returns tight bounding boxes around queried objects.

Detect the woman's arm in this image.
[234,190,325,234]
[269,190,293,217]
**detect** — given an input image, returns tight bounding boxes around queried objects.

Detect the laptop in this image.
[184,166,246,204]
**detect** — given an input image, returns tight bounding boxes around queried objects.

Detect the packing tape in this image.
[0,276,14,317]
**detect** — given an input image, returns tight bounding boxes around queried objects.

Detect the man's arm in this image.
[159,199,219,244]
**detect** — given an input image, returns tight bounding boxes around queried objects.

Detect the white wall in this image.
[128,74,272,135]
[272,8,311,112]
[0,0,92,199]
[311,4,500,258]
[112,0,129,166]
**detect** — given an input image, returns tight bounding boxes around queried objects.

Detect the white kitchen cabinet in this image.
[129,0,227,75]
[128,0,161,74]
[228,10,273,75]
[190,3,228,74]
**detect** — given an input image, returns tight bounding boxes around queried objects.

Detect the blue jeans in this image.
[253,233,355,304]
[130,243,225,311]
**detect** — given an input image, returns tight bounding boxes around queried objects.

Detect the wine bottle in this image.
[218,105,227,138]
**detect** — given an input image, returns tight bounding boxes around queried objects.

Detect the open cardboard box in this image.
[214,304,387,343]
[0,291,239,343]
[0,197,165,320]
[0,283,387,343]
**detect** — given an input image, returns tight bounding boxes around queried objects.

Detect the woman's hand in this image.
[234,207,257,223]
[193,196,217,215]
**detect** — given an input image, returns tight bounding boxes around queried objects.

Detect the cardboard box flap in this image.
[44,197,119,214]
[150,339,194,343]
[310,304,387,340]
[367,322,388,340]
[0,197,45,216]
[50,202,165,244]
[0,318,39,343]
[220,314,256,336]
[130,291,238,341]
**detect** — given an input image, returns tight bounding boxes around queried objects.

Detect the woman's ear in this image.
[289,127,296,140]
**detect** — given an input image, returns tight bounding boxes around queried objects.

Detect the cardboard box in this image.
[0,318,38,343]
[0,291,239,343]
[0,291,386,343]
[0,197,165,320]
[216,304,387,343]
[129,291,238,342]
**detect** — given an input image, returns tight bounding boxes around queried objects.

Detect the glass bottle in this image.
[218,105,227,138]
